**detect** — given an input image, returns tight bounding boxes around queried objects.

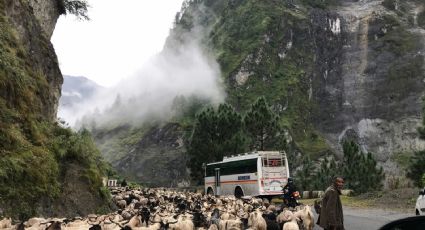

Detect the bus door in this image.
[215,168,221,195]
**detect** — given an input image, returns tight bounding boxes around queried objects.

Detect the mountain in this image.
[59,75,103,108]
[0,0,111,218]
[87,0,425,187]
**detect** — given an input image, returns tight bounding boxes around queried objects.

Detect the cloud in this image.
[58,1,225,128]
[58,39,224,127]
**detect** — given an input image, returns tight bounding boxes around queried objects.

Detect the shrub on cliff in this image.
[58,0,90,20]
[408,98,425,187]
[341,141,384,194]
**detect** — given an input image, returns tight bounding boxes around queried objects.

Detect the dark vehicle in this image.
[281,177,300,208]
[282,190,301,208]
[378,216,425,230]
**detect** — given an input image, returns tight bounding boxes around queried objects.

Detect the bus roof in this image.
[206,151,286,166]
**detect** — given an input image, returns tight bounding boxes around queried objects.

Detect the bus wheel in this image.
[235,187,244,199]
[207,187,214,196]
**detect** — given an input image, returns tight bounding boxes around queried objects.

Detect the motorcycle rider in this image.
[282,177,298,207]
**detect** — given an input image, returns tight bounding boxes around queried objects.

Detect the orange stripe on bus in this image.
[205,180,257,185]
[261,177,287,180]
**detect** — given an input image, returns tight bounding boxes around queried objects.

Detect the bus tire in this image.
[207,187,214,196]
[235,186,244,198]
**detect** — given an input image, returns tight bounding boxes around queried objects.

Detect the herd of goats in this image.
[0,187,315,230]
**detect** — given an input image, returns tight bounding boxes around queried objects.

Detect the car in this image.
[415,187,425,215]
[378,215,425,230]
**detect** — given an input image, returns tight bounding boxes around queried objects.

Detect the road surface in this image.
[312,206,414,230]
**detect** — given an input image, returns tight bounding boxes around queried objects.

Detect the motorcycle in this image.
[282,190,301,208]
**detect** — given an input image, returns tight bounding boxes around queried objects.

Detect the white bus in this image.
[204,151,290,199]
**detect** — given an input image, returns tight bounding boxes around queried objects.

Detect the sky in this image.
[55,0,225,126]
[52,0,185,87]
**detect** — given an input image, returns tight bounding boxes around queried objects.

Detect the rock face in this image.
[3,0,63,120]
[90,0,425,186]
[0,0,111,217]
[113,123,190,187]
[310,0,425,176]
[27,0,62,38]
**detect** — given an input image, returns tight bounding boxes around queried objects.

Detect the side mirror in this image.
[378,216,425,230]
[419,190,425,196]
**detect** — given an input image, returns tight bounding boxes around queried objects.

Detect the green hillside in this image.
[90,0,425,186]
[0,0,110,219]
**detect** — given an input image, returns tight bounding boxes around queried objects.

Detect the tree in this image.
[341,141,384,194]
[312,156,338,190]
[407,150,425,187]
[59,0,90,20]
[187,104,247,184]
[244,97,284,150]
[216,104,247,155]
[407,98,425,186]
[295,154,315,191]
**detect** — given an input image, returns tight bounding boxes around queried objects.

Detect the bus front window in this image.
[267,159,282,167]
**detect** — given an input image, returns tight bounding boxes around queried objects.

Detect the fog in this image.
[58,38,225,127]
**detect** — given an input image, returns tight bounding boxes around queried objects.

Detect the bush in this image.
[418,10,425,29]
[342,141,384,194]
[59,0,90,20]
[407,150,425,187]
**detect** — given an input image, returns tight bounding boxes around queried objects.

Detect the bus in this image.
[204,151,290,199]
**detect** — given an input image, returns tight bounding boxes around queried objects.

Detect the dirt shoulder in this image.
[300,188,419,212]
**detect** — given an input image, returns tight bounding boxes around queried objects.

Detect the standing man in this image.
[319,176,345,230]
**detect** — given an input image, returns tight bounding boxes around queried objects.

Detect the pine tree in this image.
[312,156,338,190]
[407,150,425,187]
[244,97,284,150]
[187,104,247,183]
[295,155,315,191]
[341,141,384,194]
[187,107,218,184]
[407,98,425,187]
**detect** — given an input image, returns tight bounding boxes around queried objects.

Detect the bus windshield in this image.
[262,158,283,167]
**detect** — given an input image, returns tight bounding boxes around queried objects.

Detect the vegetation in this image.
[0,1,108,219]
[310,156,338,190]
[341,141,384,194]
[58,0,90,20]
[195,0,330,156]
[187,97,284,183]
[244,97,285,150]
[418,9,425,29]
[300,0,338,9]
[407,151,425,187]
[294,155,315,191]
[187,103,246,184]
[407,97,425,187]
[295,142,384,194]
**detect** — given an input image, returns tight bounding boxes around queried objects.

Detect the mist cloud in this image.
[58,39,225,127]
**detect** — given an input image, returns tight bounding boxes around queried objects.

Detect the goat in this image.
[247,210,266,230]
[294,205,314,230]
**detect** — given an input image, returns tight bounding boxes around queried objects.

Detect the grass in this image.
[0,0,111,218]
[270,188,419,211]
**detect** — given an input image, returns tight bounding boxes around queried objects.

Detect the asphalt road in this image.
[311,206,414,230]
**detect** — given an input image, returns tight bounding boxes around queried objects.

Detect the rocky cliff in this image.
[0,0,111,218]
[88,0,425,186]
[28,0,63,38]
[311,0,425,177]
[1,0,63,120]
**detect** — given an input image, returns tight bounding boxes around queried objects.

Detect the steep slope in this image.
[186,0,425,177]
[312,0,425,177]
[0,0,111,218]
[91,0,424,186]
